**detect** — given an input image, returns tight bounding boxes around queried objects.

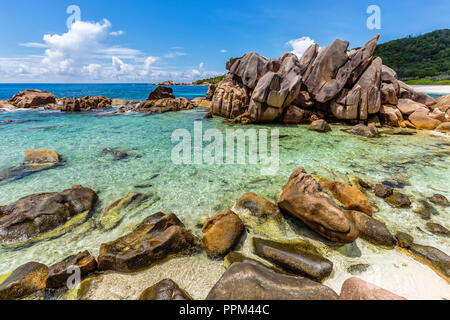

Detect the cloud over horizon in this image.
[0,19,221,83]
[287,36,317,58]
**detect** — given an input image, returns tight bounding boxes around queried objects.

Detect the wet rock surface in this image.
[323,181,373,216]
[206,260,339,300]
[252,238,333,281]
[98,212,200,272]
[339,277,407,300]
[0,186,98,246]
[385,192,411,208]
[139,279,192,300]
[0,262,48,300]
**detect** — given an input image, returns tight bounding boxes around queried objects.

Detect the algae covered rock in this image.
[101,193,149,230]
[252,237,333,281]
[0,262,48,300]
[139,279,192,300]
[207,260,339,300]
[428,194,450,207]
[46,251,97,289]
[0,185,98,247]
[98,212,200,272]
[202,209,245,256]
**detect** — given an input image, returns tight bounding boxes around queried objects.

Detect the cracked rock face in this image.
[210,34,439,128]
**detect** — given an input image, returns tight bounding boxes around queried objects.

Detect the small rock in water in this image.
[308,120,331,132]
[344,124,379,138]
[0,262,48,300]
[101,148,138,160]
[428,194,450,207]
[425,223,450,237]
[347,264,371,275]
[413,199,438,219]
[374,184,394,198]
[139,279,192,300]
[385,192,411,208]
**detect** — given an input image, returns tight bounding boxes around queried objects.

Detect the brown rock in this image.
[24,149,61,164]
[379,105,403,127]
[138,97,192,113]
[211,73,249,118]
[435,122,450,133]
[434,94,450,113]
[406,244,450,281]
[428,194,450,207]
[97,212,200,272]
[425,223,450,237]
[252,238,333,281]
[148,86,175,100]
[282,105,311,124]
[206,260,339,300]
[385,192,411,208]
[205,84,217,100]
[0,262,48,300]
[374,184,394,198]
[345,211,396,247]
[278,167,359,243]
[397,99,427,116]
[202,210,245,256]
[46,251,97,289]
[395,232,414,248]
[323,181,372,216]
[398,81,436,106]
[345,124,379,138]
[339,277,406,300]
[10,89,56,108]
[409,109,441,130]
[233,193,280,220]
[413,199,438,219]
[309,120,331,132]
[139,279,192,300]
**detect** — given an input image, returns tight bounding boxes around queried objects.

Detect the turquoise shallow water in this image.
[0,106,449,278]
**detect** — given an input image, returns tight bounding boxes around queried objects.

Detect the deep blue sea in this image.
[0,83,208,101]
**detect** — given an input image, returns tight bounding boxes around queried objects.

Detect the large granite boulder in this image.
[46,251,97,289]
[60,96,112,112]
[309,119,331,132]
[201,209,245,256]
[148,86,175,100]
[409,108,441,130]
[0,186,98,247]
[397,99,427,116]
[139,279,192,300]
[379,105,404,127]
[380,65,400,105]
[281,105,312,124]
[339,277,406,300]
[345,124,379,138]
[0,262,48,300]
[24,149,60,164]
[398,81,436,106]
[10,89,56,108]
[252,238,333,281]
[404,244,450,281]
[138,97,192,114]
[211,73,249,118]
[206,260,339,300]
[97,212,200,272]
[278,166,359,243]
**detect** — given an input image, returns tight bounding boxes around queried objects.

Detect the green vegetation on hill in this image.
[193,75,225,85]
[374,29,450,80]
[404,78,450,85]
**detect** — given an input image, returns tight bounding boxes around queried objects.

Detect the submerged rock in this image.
[345,211,396,248]
[0,262,48,300]
[98,212,200,272]
[339,277,406,300]
[347,264,371,275]
[201,210,245,256]
[404,244,450,282]
[345,124,379,138]
[101,193,149,230]
[46,251,97,289]
[374,184,394,198]
[252,238,333,281]
[278,166,359,243]
[206,261,339,300]
[101,148,138,160]
[322,181,372,216]
[395,232,414,248]
[24,149,61,164]
[428,194,450,207]
[414,199,438,219]
[425,223,450,237]
[308,120,331,132]
[139,279,192,300]
[385,192,412,208]
[0,186,98,247]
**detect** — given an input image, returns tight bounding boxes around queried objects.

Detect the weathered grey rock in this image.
[205,84,217,100]
[278,166,359,243]
[281,105,311,124]
[206,260,339,300]
[0,186,98,246]
[211,73,249,118]
[252,238,333,281]
[398,81,436,106]
[147,86,175,100]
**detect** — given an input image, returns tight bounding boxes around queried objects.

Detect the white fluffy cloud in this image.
[287,36,316,58]
[0,18,220,82]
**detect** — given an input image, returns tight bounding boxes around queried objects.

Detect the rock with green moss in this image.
[64,276,99,300]
[252,237,333,281]
[0,262,48,300]
[101,193,149,230]
[0,186,98,247]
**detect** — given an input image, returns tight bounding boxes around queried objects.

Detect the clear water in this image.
[0,85,449,299]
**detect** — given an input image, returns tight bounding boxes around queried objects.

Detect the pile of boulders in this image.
[208,34,449,130]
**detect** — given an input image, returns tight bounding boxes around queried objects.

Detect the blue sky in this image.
[0,0,448,83]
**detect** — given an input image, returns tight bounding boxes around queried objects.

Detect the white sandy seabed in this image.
[411,85,450,95]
